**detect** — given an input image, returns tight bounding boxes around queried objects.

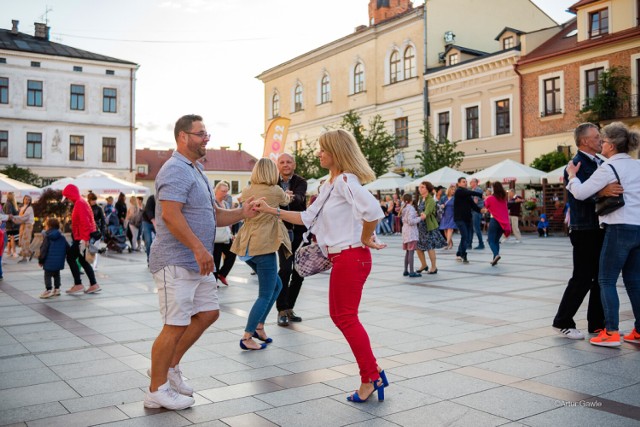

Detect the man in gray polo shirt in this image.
[145,114,257,410]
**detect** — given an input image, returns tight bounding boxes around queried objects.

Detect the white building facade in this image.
[0,21,138,184]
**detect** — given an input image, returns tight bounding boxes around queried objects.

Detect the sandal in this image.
[239,338,266,351]
[253,328,273,343]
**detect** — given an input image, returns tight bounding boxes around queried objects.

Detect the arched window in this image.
[354,63,364,93]
[294,84,303,112]
[321,74,331,104]
[390,50,400,83]
[272,92,280,117]
[404,46,416,79]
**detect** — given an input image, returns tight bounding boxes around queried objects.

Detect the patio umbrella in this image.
[0,173,43,202]
[364,172,411,192]
[46,170,149,198]
[41,177,74,192]
[471,159,545,186]
[405,166,469,191]
[306,174,330,195]
[541,165,567,184]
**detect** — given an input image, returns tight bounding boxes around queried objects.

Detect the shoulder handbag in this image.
[594,164,625,216]
[294,185,335,277]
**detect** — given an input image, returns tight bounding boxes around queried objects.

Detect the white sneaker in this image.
[143,380,195,410]
[554,327,585,340]
[168,365,194,396]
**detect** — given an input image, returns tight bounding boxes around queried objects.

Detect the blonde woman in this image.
[3,192,19,257]
[231,158,291,350]
[11,195,35,263]
[125,195,141,251]
[252,129,388,403]
[439,185,457,249]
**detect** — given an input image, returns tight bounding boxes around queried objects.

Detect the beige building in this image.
[257,0,557,175]
[427,26,561,172]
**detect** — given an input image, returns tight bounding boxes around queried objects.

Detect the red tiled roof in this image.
[135,148,257,180]
[518,19,640,66]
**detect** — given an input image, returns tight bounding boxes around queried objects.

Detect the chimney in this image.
[34,22,50,40]
[11,20,18,34]
[220,146,229,150]
[237,142,242,151]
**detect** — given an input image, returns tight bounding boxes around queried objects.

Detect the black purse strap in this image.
[607,164,621,184]
[303,184,334,242]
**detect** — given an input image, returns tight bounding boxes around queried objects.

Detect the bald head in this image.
[277,153,296,179]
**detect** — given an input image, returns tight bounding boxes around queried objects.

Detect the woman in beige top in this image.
[11,195,35,263]
[231,158,291,350]
[125,195,140,251]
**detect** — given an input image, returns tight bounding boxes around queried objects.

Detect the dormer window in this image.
[503,36,514,50]
[589,9,609,38]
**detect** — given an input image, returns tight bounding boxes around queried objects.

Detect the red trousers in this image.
[328,246,380,384]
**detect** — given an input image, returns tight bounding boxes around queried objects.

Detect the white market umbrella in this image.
[405,166,469,191]
[306,174,330,195]
[0,173,42,202]
[364,172,411,192]
[471,159,545,185]
[47,169,149,198]
[541,165,567,185]
[42,177,74,192]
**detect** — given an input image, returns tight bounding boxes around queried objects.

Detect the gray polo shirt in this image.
[149,151,216,273]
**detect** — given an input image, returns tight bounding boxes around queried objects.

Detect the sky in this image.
[6,0,576,159]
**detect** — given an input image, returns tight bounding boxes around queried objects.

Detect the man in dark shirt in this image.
[453,177,481,263]
[275,153,308,327]
[141,195,156,264]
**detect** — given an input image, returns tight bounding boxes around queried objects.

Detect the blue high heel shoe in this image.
[379,370,389,388]
[346,378,385,402]
[239,338,266,350]
[252,330,273,343]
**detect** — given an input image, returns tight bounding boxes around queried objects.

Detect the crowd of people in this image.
[1,115,638,411]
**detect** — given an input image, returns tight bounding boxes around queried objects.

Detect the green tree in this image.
[530,151,568,172]
[340,110,398,177]
[293,139,327,179]
[579,66,631,123]
[1,164,41,186]
[415,121,464,174]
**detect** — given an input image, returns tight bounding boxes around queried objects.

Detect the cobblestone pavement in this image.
[0,234,638,426]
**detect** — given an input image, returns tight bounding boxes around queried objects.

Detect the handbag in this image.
[594,164,625,216]
[294,185,335,277]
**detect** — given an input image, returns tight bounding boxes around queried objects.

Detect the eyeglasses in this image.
[184,131,210,140]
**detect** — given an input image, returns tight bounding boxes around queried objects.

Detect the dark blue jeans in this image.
[141,221,155,262]
[245,253,283,333]
[487,219,504,258]
[469,211,484,247]
[599,224,640,332]
[455,220,472,259]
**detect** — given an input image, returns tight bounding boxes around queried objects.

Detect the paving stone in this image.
[0,354,45,373]
[97,411,191,427]
[0,366,60,390]
[0,381,80,411]
[520,406,639,427]
[257,397,373,427]
[219,413,277,427]
[67,371,150,396]
[534,366,639,396]
[60,388,146,413]
[199,379,284,402]
[36,347,111,366]
[0,402,69,426]
[385,400,510,426]
[475,355,570,379]
[399,371,500,399]
[180,397,273,424]
[27,406,128,427]
[254,383,342,407]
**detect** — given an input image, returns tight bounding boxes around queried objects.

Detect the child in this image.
[230,158,291,350]
[537,213,549,237]
[400,193,422,278]
[38,218,70,298]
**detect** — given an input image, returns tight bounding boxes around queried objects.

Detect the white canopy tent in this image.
[405,167,469,192]
[43,170,149,198]
[541,165,567,185]
[364,172,411,192]
[306,174,330,195]
[41,177,74,192]
[471,159,545,186]
[0,173,42,202]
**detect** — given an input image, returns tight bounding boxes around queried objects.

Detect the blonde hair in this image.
[446,185,456,198]
[214,181,230,191]
[6,192,18,210]
[319,129,376,184]
[250,158,279,186]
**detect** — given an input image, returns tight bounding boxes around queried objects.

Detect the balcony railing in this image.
[584,94,640,121]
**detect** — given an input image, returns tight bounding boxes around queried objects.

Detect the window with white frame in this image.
[294,84,303,112]
[495,99,510,135]
[466,106,479,140]
[27,80,43,107]
[438,112,450,142]
[404,46,416,79]
[503,36,514,50]
[272,92,280,117]
[354,62,364,93]
[390,50,400,83]
[69,135,84,161]
[0,130,7,157]
[320,74,331,104]
[102,88,117,113]
[544,77,562,115]
[26,132,42,158]
[585,67,604,108]
[102,137,116,162]
[70,84,85,111]
[0,77,8,104]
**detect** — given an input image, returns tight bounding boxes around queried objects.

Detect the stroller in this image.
[104,212,129,253]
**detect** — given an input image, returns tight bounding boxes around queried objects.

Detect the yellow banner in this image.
[263,117,290,161]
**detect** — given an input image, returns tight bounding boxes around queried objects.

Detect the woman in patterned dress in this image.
[416,181,447,273]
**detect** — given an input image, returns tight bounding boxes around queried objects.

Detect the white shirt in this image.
[567,153,640,226]
[300,173,383,255]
